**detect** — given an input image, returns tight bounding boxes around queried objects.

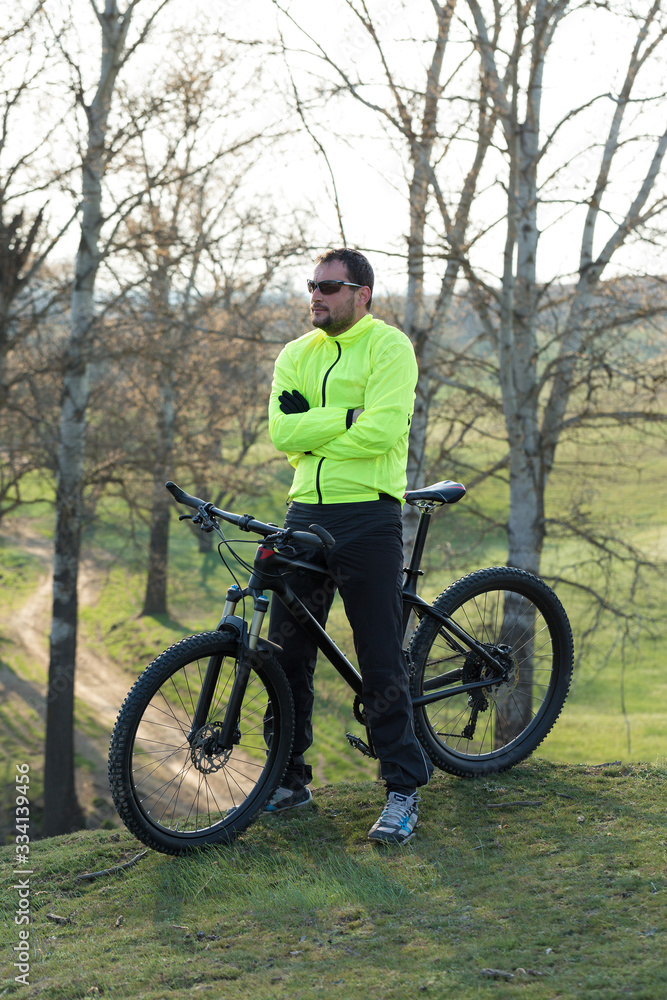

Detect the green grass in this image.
[0,421,665,837]
[1,760,665,998]
[0,539,45,613]
[0,404,665,994]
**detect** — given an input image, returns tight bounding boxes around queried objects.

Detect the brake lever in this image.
[264,528,292,548]
[186,505,219,533]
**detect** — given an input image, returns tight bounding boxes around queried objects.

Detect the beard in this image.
[311,295,357,336]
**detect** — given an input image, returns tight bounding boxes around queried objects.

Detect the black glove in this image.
[278,389,310,414]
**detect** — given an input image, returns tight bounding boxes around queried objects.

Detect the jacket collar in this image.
[316,313,375,346]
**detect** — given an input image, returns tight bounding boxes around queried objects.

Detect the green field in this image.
[0,422,665,838]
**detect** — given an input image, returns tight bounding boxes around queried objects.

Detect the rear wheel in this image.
[108,630,294,854]
[409,567,573,776]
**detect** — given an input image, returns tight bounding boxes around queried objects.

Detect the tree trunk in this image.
[141,472,172,615]
[43,0,134,837]
[42,373,88,834]
[43,246,95,836]
[0,291,8,411]
[400,1,478,554]
[401,14,448,553]
[495,0,550,742]
[141,372,175,616]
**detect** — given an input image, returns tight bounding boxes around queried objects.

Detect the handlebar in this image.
[165,481,335,551]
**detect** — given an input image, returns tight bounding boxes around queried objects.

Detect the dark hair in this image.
[315,248,374,309]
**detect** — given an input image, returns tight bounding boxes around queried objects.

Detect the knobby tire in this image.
[108,629,294,854]
[409,567,573,777]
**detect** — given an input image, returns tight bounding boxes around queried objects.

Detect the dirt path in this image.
[1,527,269,822]
[0,528,138,819]
[1,527,135,725]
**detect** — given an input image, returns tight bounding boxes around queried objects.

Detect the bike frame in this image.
[217,503,508,710]
[165,480,512,753]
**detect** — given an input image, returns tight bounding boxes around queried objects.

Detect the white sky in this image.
[230,0,667,292]
[11,0,667,297]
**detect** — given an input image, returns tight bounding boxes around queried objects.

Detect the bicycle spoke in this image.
[109,631,294,851]
[410,568,573,775]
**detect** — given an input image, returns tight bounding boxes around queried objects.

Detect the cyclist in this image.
[266,247,432,844]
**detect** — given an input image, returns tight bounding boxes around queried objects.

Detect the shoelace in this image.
[380,794,417,825]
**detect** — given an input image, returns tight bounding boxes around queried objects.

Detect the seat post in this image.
[404,506,432,595]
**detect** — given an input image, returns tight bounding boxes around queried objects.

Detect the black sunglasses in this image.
[307,279,362,295]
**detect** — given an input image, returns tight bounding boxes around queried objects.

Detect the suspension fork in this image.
[188,588,270,747]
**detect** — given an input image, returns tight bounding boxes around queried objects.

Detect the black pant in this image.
[268,498,433,795]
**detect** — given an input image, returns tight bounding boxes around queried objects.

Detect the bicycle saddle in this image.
[403,480,466,506]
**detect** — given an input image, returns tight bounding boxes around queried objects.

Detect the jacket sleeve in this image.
[268,345,348,455]
[311,338,417,460]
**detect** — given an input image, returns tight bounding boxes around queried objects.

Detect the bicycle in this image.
[108,479,573,855]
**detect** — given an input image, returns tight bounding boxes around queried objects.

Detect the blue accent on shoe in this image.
[367,791,418,844]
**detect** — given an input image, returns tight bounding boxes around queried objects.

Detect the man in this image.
[266,247,432,844]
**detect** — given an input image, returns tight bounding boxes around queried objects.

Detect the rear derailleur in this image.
[460,644,514,740]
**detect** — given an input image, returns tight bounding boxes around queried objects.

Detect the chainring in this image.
[352,695,366,726]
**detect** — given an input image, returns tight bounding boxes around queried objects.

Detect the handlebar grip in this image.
[165,481,205,510]
[307,523,335,550]
[288,528,332,551]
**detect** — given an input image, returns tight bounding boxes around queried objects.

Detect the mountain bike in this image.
[108,480,573,855]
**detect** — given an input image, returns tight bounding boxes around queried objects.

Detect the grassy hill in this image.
[1,424,665,998]
[1,760,666,999]
[1,429,666,842]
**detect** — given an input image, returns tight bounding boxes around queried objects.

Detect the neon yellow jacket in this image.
[269,314,418,503]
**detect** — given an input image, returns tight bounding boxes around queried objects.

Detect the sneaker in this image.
[367,791,418,844]
[265,785,313,813]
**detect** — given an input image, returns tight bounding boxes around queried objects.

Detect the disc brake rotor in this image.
[190,722,232,773]
[463,644,518,706]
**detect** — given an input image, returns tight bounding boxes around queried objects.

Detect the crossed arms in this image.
[268,338,418,462]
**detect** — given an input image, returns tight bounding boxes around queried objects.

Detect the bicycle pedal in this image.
[345,732,377,759]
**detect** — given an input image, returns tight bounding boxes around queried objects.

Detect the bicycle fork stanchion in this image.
[216,594,270,750]
[189,584,271,750]
[248,596,269,651]
[221,584,243,618]
[189,652,224,741]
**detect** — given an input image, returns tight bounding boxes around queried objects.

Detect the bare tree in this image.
[43,0,172,838]
[101,38,305,615]
[0,5,75,518]
[460,0,667,565]
[446,0,667,737]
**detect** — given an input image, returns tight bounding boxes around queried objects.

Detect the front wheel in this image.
[409,567,573,777]
[108,630,294,854]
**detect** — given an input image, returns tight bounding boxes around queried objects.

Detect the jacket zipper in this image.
[316,342,342,502]
[315,458,325,504]
[321,341,341,406]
